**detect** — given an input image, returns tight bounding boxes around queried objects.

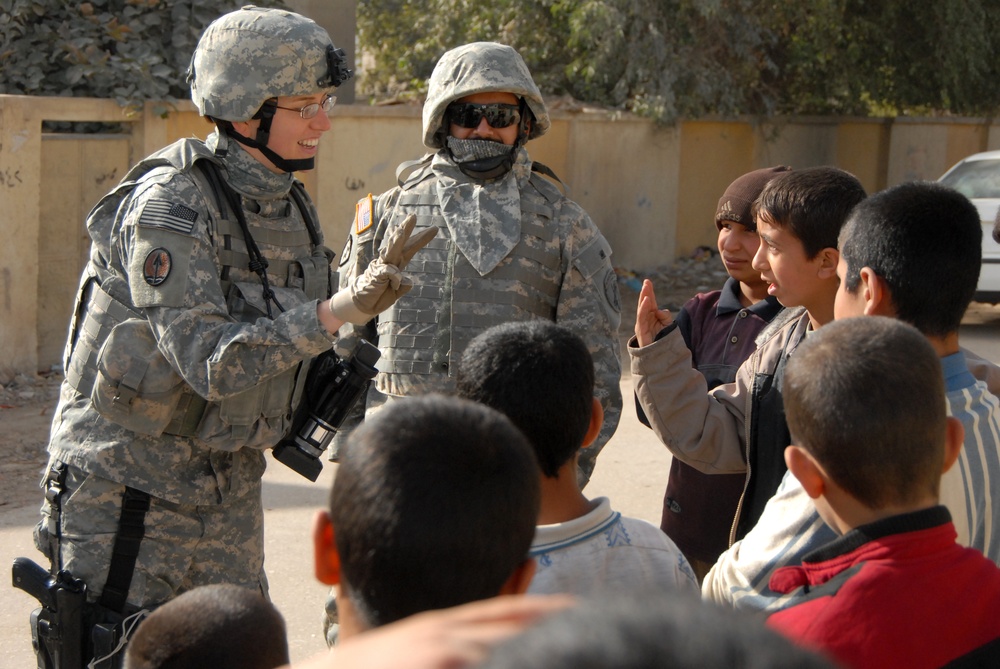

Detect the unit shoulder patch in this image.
[143,248,172,286]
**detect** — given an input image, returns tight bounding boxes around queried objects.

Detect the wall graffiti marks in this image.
[95,169,119,186]
[0,168,23,188]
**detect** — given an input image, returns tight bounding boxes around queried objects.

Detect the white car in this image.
[938,150,1000,304]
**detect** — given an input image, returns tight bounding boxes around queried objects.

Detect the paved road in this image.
[3,303,999,666]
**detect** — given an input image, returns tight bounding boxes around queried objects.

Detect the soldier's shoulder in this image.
[129,166,205,211]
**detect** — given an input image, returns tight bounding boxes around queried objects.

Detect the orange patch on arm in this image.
[354,194,374,235]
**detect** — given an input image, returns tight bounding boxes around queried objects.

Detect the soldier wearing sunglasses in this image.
[333,41,623,494]
[326,41,623,646]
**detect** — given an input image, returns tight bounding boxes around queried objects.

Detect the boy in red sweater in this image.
[767,316,1000,669]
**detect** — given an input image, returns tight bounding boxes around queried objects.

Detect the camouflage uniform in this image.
[323,44,622,646]
[35,7,347,612]
[334,43,623,483]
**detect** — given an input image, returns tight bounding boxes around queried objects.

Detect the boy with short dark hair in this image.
[632,167,866,544]
[310,394,540,640]
[704,181,1000,609]
[767,316,1000,668]
[124,584,289,669]
[458,321,696,596]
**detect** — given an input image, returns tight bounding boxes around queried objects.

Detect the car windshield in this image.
[939,159,1000,199]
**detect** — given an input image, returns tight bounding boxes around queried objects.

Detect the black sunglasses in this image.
[446,102,521,129]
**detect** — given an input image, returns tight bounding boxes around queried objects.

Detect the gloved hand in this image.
[329,215,438,325]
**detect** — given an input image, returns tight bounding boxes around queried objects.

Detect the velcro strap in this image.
[573,235,613,279]
[94,288,139,322]
[113,358,150,411]
[397,191,440,207]
[378,359,440,375]
[520,199,553,220]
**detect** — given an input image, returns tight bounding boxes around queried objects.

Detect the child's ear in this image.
[580,397,604,450]
[498,558,537,596]
[785,445,827,500]
[312,509,342,586]
[816,248,840,279]
[942,416,966,474]
[858,267,895,317]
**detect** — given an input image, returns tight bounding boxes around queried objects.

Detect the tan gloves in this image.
[329,215,438,325]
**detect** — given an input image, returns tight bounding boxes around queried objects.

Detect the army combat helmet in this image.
[423,42,550,180]
[188,5,352,172]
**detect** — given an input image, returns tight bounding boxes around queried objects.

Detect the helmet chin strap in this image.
[225,100,315,173]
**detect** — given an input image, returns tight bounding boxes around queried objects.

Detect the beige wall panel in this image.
[886,123,950,185]
[676,121,756,258]
[8,94,1000,375]
[753,121,838,170]
[316,107,425,256]
[37,136,130,370]
[835,121,890,194]
[526,116,571,186]
[562,116,679,273]
[166,109,212,144]
[944,124,990,173]
[0,96,42,377]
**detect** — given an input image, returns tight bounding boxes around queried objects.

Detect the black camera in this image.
[273,340,380,481]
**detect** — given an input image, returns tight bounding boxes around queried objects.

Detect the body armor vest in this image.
[63,139,330,447]
[374,165,567,397]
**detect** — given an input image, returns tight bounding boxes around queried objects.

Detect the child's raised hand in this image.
[634,279,674,347]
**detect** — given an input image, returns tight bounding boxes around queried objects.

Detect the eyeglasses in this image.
[446,102,521,129]
[273,94,337,119]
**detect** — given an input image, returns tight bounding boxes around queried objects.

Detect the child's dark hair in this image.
[125,584,289,669]
[480,591,836,669]
[329,394,540,628]
[783,316,946,509]
[752,166,867,258]
[456,321,595,478]
[839,181,982,337]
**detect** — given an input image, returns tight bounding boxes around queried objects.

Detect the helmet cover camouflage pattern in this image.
[423,42,550,150]
[189,6,349,122]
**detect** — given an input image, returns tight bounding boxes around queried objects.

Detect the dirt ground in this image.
[0,252,725,512]
[0,371,62,511]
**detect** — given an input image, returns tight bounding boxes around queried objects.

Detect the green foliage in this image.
[0,0,286,111]
[356,0,1000,122]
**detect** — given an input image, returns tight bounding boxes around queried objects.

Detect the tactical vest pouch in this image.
[90,319,187,437]
[179,281,311,448]
[289,245,335,301]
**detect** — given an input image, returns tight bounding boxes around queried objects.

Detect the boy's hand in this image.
[634,279,674,347]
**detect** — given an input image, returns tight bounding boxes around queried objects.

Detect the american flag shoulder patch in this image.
[138,199,200,235]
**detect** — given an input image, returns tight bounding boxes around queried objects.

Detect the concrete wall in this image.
[2,94,999,374]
